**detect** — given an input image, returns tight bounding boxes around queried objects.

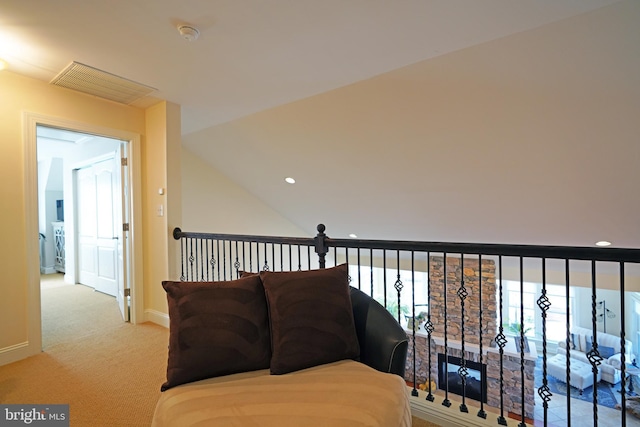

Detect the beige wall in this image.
[0,70,181,365]
[142,101,182,324]
[0,70,139,362]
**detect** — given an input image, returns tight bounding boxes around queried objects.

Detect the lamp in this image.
[597,300,616,333]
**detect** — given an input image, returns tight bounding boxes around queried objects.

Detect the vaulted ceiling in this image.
[3,0,639,247]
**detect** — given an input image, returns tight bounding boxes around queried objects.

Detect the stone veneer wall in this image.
[428,256,497,348]
[404,255,535,419]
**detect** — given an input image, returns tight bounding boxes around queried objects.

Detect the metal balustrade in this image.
[173,224,640,426]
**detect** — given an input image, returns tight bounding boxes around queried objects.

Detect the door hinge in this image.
[121,157,128,166]
[123,223,130,232]
[124,288,131,297]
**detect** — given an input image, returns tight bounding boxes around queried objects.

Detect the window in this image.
[502,281,574,341]
[544,284,574,342]
[347,265,429,322]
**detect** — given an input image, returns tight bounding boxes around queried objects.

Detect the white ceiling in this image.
[1,0,623,134]
[3,0,639,248]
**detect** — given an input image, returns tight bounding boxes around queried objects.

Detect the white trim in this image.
[0,342,34,366]
[129,135,143,324]
[409,388,499,427]
[23,114,43,361]
[19,112,145,365]
[145,309,170,328]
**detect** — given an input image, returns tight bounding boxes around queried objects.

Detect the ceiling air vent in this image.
[50,61,156,105]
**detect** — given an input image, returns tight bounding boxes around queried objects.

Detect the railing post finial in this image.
[314,224,328,269]
[173,227,182,240]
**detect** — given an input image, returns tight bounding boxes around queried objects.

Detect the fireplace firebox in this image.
[437,353,487,403]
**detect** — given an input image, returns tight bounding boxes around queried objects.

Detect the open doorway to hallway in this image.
[36,125,131,332]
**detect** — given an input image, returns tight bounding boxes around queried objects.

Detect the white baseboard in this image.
[409,388,505,427]
[0,341,39,367]
[145,309,169,328]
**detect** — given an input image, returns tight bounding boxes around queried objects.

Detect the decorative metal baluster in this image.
[255,242,260,273]
[245,242,253,273]
[457,253,469,413]
[188,238,195,281]
[262,243,269,271]
[518,257,526,427]
[280,243,283,271]
[229,240,235,278]
[442,252,451,408]
[288,244,292,271]
[344,248,352,289]
[587,260,603,427]
[241,241,246,274]
[198,239,204,281]
[411,252,419,397]
[210,240,216,280]
[357,248,361,289]
[477,254,487,418]
[234,241,240,278]
[297,245,302,271]
[342,248,352,286]
[216,240,221,280]
[370,256,374,301]
[271,243,275,271]
[208,239,213,280]
[307,245,311,269]
[425,252,435,402]
[565,259,571,426]
[204,239,210,281]
[394,250,403,325]
[370,248,374,296]
[537,258,552,426]
[620,262,627,427]
[179,237,185,281]
[383,250,388,311]
[495,255,508,426]
[222,240,227,280]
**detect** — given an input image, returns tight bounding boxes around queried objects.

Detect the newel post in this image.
[314,224,329,269]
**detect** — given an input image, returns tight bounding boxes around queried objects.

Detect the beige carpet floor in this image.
[0,274,439,426]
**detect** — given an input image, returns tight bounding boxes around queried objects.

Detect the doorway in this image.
[25,112,144,355]
[37,125,130,322]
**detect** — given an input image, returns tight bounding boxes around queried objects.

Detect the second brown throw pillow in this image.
[260,263,360,374]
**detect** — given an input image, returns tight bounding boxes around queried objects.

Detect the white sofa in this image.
[557,326,633,384]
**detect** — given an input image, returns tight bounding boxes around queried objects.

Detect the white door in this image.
[76,154,119,298]
[115,145,129,321]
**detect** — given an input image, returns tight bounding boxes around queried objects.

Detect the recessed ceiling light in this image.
[349,233,357,238]
[284,177,295,184]
[595,241,612,247]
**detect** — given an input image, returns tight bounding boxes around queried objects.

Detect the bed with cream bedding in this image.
[153,263,411,426]
[152,360,411,427]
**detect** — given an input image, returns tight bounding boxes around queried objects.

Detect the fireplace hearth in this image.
[438,353,487,403]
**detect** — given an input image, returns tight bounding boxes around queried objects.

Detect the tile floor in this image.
[532,384,640,426]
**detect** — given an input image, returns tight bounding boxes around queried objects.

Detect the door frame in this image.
[24,112,143,350]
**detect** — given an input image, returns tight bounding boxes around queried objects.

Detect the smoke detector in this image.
[178,25,200,41]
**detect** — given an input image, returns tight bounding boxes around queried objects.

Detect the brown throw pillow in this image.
[260,263,360,375]
[161,275,271,391]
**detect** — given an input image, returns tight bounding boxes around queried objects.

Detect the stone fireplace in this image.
[405,256,536,419]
